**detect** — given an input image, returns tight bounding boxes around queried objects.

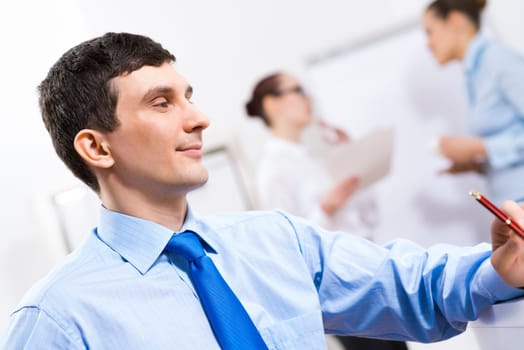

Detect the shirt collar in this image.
[463,33,489,75]
[96,205,216,274]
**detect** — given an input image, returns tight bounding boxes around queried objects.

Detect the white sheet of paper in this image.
[322,127,394,190]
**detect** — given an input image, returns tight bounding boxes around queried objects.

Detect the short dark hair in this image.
[38,32,176,192]
[427,0,487,29]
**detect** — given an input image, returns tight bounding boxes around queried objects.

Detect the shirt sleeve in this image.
[484,127,524,170]
[2,306,83,349]
[484,49,524,170]
[498,50,524,117]
[282,213,524,343]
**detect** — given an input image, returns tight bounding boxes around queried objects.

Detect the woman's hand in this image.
[320,175,359,216]
[318,120,350,144]
[438,135,486,164]
[490,201,524,288]
[439,161,486,175]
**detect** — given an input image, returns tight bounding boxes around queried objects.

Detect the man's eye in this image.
[152,98,169,108]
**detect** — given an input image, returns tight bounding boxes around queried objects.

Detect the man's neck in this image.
[100,186,189,232]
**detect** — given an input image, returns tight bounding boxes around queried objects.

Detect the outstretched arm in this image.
[283,211,524,342]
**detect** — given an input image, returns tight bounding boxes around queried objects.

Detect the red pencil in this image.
[469,190,524,239]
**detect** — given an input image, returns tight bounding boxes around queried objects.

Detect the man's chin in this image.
[185,172,209,192]
[190,176,208,191]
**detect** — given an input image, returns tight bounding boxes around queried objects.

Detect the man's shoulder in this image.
[197,209,321,251]
[13,233,111,314]
[201,209,299,230]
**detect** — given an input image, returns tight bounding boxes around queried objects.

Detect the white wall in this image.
[1,0,523,347]
[0,0,91,334]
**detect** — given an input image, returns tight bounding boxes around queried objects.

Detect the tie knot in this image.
[165,231,205,262]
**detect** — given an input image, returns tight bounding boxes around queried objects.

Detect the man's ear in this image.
[74,129,114,169]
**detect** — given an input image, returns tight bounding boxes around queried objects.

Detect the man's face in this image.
[105,62,210,197]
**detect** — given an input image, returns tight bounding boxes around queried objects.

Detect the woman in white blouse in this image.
[245,72,406,350]
[246,72,381,239]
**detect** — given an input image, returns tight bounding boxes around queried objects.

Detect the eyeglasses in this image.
[270,85,306,97]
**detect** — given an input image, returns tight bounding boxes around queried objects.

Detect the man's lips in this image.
[176,143,203,157]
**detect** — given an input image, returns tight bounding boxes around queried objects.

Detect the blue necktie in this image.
[165,231,268,350]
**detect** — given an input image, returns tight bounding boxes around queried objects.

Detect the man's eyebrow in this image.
[141,86,175,102]
[141,85,193,102]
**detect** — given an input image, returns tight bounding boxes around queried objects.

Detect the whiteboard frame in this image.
[188,143,257,214]
[306,20,419,66]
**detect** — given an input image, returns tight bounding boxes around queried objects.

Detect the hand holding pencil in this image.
[470,191,524,239]
[471,191,524,289]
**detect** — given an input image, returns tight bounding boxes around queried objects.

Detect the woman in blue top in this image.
[422,0,524,204]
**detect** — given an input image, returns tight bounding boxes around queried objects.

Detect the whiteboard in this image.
[307,25,492,247]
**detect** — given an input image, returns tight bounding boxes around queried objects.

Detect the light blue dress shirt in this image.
[463,34,524,204]
[3,206,524,349]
